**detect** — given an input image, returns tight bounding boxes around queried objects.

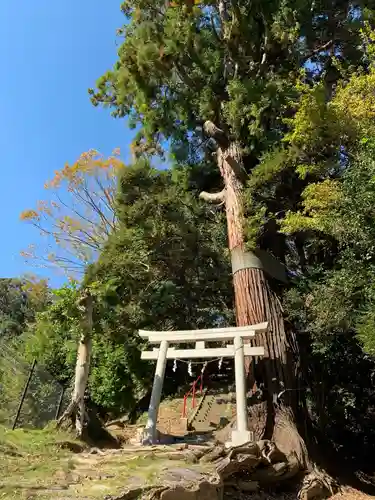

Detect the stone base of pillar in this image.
[141,426,155,445]
[226,430,254,448]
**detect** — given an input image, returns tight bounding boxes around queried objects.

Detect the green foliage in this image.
[280,179,342,234]
[331,69,375,141]
[93,0,365,162]
[87,0,375,462]
[23,160,232,415]
[0,345,29,427]
[83,159,233,411]
[0,278,49,339]
[282,145,375,338]
[23,284,81,385]
[309,334,375,461]
[91,0,375,260]
[280,146,375,462]
[0,279,30,338]
[283,83,333,154]
[0,340,67,429]
[88,159,232,332]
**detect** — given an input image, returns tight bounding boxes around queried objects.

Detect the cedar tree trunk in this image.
[202,122,307,466]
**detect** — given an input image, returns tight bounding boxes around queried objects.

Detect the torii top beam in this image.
[139,321,268,344]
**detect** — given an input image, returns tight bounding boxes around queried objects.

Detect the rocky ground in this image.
[1,431,374,500]
[1,396,375,500]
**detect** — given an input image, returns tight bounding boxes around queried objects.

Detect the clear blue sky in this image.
[0,1,131,285]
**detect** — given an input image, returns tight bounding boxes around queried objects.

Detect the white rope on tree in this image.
[188,361,193,377]
[172,359,177,373]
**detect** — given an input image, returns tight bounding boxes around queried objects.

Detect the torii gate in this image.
[139,321,267,446]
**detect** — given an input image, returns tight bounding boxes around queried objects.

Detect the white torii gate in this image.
[139,321,267,446]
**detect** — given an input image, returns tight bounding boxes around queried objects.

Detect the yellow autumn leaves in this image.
[20,149,125,277]
[44,149,124,189]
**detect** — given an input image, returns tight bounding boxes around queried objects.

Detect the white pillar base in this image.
[226,430,254,448]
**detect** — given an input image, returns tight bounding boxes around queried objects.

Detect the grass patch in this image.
[0,424,79,499]
[0,422,78,452]
[0,423,217,500]
[71,455,163,498]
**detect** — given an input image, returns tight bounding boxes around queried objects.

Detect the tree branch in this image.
[203,120,229,148]
[199,189,226,204]
[174,60,198,89]
[257,12,270,77]
[302,39,334,64]
[218,0,229,26]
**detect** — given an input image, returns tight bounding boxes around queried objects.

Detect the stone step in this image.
[189,388,236,433]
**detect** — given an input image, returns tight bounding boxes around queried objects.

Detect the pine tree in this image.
[91,0,375,471]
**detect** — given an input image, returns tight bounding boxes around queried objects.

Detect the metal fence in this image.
[0,342,71,429]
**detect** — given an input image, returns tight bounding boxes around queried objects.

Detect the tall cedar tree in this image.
[91,0,375,463]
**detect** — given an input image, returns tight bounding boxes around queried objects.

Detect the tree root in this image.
[298,465,341,500]
[56,399,89,439]
[106,438,340,500]
[213,440,300,485]
[56,400,78,428]
[209,438,338,499]
[108,404,338,499]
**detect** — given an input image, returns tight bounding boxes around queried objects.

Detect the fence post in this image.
[12,359,37,430]
[55,385,65,420]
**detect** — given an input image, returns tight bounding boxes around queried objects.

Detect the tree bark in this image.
[57,289,93,437]
[213,139,306,464]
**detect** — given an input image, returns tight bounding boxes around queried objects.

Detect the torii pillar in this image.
[144,340,169,444]
[231,334,252,446]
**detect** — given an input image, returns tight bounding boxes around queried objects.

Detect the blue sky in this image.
[0,1,131,285]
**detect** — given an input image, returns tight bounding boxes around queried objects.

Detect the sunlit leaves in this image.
[331,70,375,141]
[280,180,342,235]
[283,84,332,153]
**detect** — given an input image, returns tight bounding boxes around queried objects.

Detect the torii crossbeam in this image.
[138,322,267,446]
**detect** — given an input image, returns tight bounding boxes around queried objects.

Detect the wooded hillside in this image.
[3,0,375,489]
